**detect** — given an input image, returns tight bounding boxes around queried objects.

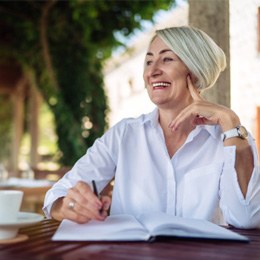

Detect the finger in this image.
[61,196,91,224]
[169,105,196,131]
[66,183,104,220]
[67,185,98,210]
[101,196,111,211]
[99,196,111,219]
[169,101,221,131]
[65,209,91,224]
[76,181,102,208]
[168,100,206,130]
[187,75,202,101]
[65,192,105,222]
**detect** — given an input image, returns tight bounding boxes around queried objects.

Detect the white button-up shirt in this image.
[43,108,260,228]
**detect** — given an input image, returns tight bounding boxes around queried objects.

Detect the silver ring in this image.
[68,201,75,210]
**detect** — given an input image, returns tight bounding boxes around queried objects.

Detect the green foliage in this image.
[0,0,173,166]
[0,96,12,164]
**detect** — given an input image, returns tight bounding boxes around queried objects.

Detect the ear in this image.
[188,72,200,91]
[189,73,198,84]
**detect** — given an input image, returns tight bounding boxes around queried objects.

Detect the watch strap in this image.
[221,128,239,141]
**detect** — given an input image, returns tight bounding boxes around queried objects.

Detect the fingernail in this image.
[95,202,102,209]
[168,121,175,128]
[104,202,110,210]
[169,123,176,131]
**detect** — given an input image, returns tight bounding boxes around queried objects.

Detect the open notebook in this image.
[52,212,248,242]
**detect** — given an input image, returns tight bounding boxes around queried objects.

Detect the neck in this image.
[157,95,192,123]
[158,106,182,128]
[158,107,194,138]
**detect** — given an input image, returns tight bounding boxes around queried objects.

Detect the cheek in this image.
[143,71,149,88]
[143,69,148,80]
[171,70,189,93]
[174,66,189,79]
[171,72,187,87]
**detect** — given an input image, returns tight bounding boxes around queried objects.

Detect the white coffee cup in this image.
[0,190,23,223]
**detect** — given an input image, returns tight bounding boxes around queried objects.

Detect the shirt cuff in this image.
[223,145,236,168]
[42,189,67,219]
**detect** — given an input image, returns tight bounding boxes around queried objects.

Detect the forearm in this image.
[224,138,254,197]
[219,110,254,196]
[220,146,260,228]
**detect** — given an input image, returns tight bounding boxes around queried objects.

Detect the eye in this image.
[163,57,174,62]
[145,60,153,66]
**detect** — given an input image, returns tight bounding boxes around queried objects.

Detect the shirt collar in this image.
[143,108,160,128]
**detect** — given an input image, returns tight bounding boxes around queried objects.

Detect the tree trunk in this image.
[189,0,230,107]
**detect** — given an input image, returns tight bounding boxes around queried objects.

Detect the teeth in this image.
[152,82,170,87]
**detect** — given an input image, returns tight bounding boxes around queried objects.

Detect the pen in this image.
[92,180,102,214]
[92,180,99,198]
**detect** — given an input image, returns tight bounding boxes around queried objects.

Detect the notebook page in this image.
[137,212,248,241]
[52,214,149,241]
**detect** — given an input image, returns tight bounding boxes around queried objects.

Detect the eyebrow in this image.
[146,49,173,56]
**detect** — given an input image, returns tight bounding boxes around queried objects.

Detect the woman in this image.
[43,26,260,228]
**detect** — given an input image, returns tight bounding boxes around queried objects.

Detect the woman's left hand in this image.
[168,76,240,132]
[168,76,253,198]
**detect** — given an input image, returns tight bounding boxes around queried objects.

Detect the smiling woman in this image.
[43,26,260,230]
[143,36,191,110]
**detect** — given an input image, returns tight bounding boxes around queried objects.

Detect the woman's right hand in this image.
[50,181,111,223]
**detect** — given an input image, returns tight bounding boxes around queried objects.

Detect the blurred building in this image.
[104,0,260,151]
[230,0,260,139]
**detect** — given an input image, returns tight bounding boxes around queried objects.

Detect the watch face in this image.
[238,126,248,139]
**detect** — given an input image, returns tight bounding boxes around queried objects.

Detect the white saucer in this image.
[0,212,44,240]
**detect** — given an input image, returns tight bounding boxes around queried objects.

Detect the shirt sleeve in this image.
[42,120,125,218]
[219,133,260,228]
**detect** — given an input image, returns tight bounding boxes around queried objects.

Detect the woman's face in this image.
[143,36,192,110]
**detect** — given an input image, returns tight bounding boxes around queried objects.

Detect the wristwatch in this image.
[221,125,248,141]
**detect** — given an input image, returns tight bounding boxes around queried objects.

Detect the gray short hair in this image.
[155,26,226,90]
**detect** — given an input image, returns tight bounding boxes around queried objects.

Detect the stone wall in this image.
[230,0,260,136]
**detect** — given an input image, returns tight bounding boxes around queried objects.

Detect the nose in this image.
[146,61,162,78]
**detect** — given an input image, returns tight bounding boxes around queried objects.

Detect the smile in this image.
[152,82,171,89]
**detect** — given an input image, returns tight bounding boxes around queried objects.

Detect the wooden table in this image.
[1,219,260,259]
